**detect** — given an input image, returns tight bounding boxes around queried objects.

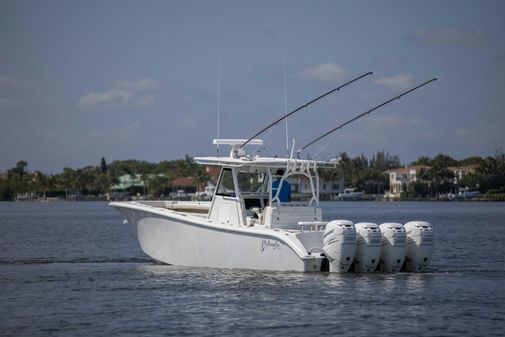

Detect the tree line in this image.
[404,152,505,198]
[324,151,402,195]
[1,150,504,201]
[0,156,209,201]
[319,150,505,198]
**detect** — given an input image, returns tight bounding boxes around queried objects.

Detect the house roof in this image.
[111,174,163,190]
[447,164,479,172]
[171,176,195,187]
[195,156,337,169]
[387,164,480,174]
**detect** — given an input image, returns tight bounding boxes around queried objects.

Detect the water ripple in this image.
[0,257,151,265]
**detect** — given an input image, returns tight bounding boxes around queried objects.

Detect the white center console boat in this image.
[110,139,433,273]
[110,73,437,272]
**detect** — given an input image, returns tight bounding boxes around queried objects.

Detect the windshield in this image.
[215,168,235,197]
[237,171,267,193]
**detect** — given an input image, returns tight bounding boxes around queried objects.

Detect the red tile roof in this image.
[171,176,195,187]
[447,164,479,172]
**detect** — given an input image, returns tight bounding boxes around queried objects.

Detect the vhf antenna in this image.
[216,55,221,156]
[283,58,289,157]
[239,71,373,149]
[297,77,438,157]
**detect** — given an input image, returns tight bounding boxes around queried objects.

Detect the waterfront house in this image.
[170,176,197,197]
[386,164,481,198]
[110,174,151,199]
[386,165,430,198]
[447,164,479,184]
[290,175,344,200]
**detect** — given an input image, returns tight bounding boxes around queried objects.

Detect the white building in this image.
[448,165,479,184]
[386,164,480,198]
[290,175,344,200]
[386,165,430,198]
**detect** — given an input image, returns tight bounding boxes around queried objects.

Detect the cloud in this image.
[77,89,132,108]
[138,93,155,105]
[412,28,487,46]
[254,62,348,83]
[374,74,414,91]
[0,75,38,87]
[302,63,346,82]
[77,78,160,109]
[113,78,160,91]
[0,97,18,110]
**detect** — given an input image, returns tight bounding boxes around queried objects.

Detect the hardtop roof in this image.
[194,156,337,169]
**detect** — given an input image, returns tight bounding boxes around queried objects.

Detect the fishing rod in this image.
[297,77,438,157]
[239,71,373,149]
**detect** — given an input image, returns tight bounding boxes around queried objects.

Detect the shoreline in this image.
[6,197,505,203]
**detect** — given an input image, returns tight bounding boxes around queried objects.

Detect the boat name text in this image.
[260,239,281,252]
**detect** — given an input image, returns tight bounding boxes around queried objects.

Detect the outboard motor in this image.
[323,220,356,273]
[354,222,381,273]
[404,221,434,272]
[379,222,407,272]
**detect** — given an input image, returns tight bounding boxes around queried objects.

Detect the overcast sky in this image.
[1,0,504,173]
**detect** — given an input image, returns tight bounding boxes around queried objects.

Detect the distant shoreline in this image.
[5,197,505,203]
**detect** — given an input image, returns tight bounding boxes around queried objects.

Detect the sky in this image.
[1,0,505,173]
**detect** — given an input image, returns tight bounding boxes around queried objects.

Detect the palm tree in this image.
[194,168,210,194]
[140,173,149,196]
[7,160,28,182]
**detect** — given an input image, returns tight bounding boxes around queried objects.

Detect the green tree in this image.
[411,156,431,166]
[8,160,28,182]
[337,151,398,194]
[31,170,47,196]
[427,164,455,196]
[194,168,210,194]
[459,156,484,166]
[477,149,505,192]
[459,173,480,190]
[100,157,108,173]
[0,181,17,200]
[92,173,111,195]
[430,154,459,168]
[57,167,78,192]
[146,175,169,198]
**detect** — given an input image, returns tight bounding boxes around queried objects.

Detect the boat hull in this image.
[111,202,321,272]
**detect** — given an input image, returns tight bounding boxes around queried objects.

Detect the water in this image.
[1,201,504,336]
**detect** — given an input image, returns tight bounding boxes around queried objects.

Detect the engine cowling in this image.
[323,220,356,273]
[354,222,381,273]
[404,221,434,272]
[379,222,407,272]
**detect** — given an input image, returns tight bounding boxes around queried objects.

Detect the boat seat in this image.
[263,205,322,230]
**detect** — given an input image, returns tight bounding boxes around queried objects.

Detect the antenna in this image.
[240,71,374,148]
[289,138,296,159]
[283,59,289,157]
[216,56,221,156]
[297,77,438,156]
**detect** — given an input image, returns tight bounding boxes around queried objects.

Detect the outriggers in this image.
[110,73,436,273]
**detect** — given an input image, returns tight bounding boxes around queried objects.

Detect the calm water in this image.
[1,201,504,336]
